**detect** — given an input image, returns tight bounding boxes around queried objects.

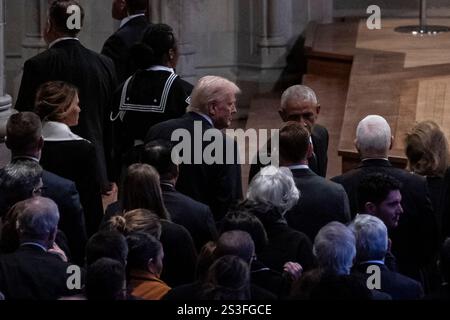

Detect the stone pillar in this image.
[150,0,162,23]
[258,0,290,91]
[177,0,196,84]
[21,0,47,61]
[0,0,13,140]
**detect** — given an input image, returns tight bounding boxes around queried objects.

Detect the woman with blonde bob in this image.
[405,120,450,238]
[35,80,103,236]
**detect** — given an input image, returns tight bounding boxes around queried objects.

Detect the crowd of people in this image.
[0,0,450,301]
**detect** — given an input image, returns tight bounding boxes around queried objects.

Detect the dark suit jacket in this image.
[15,39,117,189]
[331,159,439,285]
[40,140,103,237]
[248,124,329,183]
[286,168,351,242]
[146,112,243,221]
[0,245,81,300]
[258,222,316,273]
[101,15,150,83]
[353,263,424,300]
[161,183,218,251]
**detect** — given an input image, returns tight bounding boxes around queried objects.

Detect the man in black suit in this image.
[279,122,351,242]
[4,112,87,265]
[351,214,424,300]
[102,0,151,83]
[0,197,82,300]
[141,140,218,251]
[248,85,329,182]
[15,0,117,193]
[331,115,439,289]
[146,76,243,221]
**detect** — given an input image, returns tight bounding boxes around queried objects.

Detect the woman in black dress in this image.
[35,81,103,236]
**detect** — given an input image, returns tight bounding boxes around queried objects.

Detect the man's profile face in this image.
[112,0,127,20]
[279,99,320,133]
[210,91,237,130]
[376,190,403,229]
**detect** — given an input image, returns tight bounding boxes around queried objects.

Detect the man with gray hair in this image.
[249,85,329,182]
[146,75,243,220]
[350,214,423,300]
[332,115,438,291]
[0,197,82,300]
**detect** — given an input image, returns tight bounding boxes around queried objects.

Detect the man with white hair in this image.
[332,115,438,291]
[146,75,242,221]
[350,214,424,300]
[0,197,82,300]
[249,85,329,182]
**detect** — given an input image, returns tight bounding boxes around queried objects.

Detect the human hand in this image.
[48,243,68,262]
[283,262,303,282]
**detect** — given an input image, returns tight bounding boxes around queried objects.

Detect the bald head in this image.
[356,115,393,159]
[16,197,60,244]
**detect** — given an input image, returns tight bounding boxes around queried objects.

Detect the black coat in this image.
[286,168,351,242]
[331,159,439,285]
[40,140,103,237]
[101,15,150,83]
[0,245,82,300]
[146,112,243,221]
[353,262,424,300]
[15,39,117,189]
[161,183,218,251]
[248,124,329,183]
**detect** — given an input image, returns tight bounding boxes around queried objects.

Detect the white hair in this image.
[313,222,356,275]
[17,197,60,240]
[280,85,318,110]
[356,115,392,157]
[350,214,388,262]
[247,166,300,214]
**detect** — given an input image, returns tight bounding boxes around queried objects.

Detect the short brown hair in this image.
[279,122,310,163]
[48,0,85,36]
[6,112,42,154]
[405,120,450,177]
[34,81,78,122]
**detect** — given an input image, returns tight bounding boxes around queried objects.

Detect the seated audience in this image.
[0,197,82,300]
[332,115,438,290]
[4,112,87,265]
[279,122,351,242]
[141,140,218,251]
[245,166,316,273]
[127,232,170,300]
[103,163,197,287]
[35,81,103,236]
[405,120,450,240]
[350,214,424,299]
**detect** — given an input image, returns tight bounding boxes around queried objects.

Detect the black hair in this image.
[85,230,129,266]
[49,0,85,36]
[142,140,178,181]
[126,0,148,14]
[86,258,126,300]
[357,173,402,212]
[126,232,162,271]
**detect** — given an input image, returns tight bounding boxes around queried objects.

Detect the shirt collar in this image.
[362,157,389,162]
[20,242,48,252]
[12,155,40,163]
[146,66,175,73]
[48,37,79,49]
[359,260,385,265]
[42,121,86,142]
[120,13,146,28]
[193,112,214,127]
[288,164,310,170]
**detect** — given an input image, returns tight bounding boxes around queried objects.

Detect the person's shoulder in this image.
[42,170,76,191]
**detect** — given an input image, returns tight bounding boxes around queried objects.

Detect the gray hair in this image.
[16,197,60,240]
[187,75,241,114]
[280,85,318,110]
[350,214,388,262]
[313,222,356,275]
[247,166,300,214]
[356,115,392,157]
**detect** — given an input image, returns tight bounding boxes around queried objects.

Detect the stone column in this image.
[21,0,47,61]
[177,0,196,84]
[0,0,13,139]
[150,0,162,23]
[258,0,290,91]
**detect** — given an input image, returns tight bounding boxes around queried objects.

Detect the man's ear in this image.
[37,136,44,151]
[306,140,314,158]
[354,139,359,152]
[316,105,321,116]
[278,110,286,122]
[389,135,394,150]
[208,102,217,116]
